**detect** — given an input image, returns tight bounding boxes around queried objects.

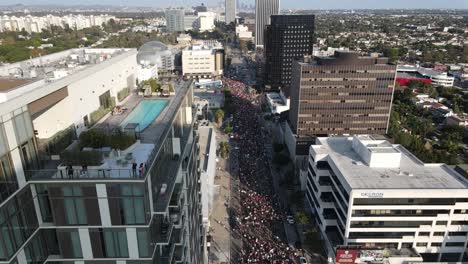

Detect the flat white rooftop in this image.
[312,136,468,190]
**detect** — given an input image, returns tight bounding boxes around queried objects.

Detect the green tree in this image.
[218,142,230,158]
[295,212,310,230]
[215,109,225,127]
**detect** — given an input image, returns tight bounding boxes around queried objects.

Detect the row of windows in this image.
[352,209,451,217]
[36,184,149,226]
[350,221,432,228]
[353,198,468,206]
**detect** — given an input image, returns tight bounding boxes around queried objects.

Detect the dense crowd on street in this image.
[224,78,297,263]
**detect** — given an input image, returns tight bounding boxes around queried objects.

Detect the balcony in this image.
[169,183,183,207]
[26,168,140,181]
[154,214,174,245]
[154,158,183,213]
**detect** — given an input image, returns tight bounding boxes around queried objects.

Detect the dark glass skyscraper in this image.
[264,15,315,90]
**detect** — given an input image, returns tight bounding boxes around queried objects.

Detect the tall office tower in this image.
[288,51,396,155]
[306,136,468,262]
[264,15,315,90]
[225,0,237,24]
[0,49,204,264]
[255,0,280,48]
[165,8,185,32]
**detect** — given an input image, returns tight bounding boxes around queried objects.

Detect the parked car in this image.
[297,256,308,264]
[286,215,295,224]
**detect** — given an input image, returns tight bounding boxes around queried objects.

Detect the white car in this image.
[286,215,295,224]
[297,257,308,264]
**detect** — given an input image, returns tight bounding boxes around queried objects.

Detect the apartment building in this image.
[0,49,204,264]
[264,15,315,90]
[306,136,468,263]
[0,14,116,33]
[165,9,185,32]
[287,51,396,156]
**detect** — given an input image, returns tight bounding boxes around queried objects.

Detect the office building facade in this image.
[225,0,236,24]
[165,9,185,32]
[0,49,204,264]
[255,0,280,48]
[306,136,468,262]
[264,15,315,89]
[288,51,396,155]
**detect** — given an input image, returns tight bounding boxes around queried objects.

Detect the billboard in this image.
[336,249,358,263]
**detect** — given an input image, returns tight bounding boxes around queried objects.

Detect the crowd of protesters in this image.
[224,78,298,263]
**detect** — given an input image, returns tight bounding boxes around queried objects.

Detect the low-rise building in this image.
[236,24,253,40]
[306,136,468,262]
[397,65,455,87]
[445,114,468,127]
[265,91,289,115]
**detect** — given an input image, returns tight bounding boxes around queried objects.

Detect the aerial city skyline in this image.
[0,0,467,263]
[0,0,467,9]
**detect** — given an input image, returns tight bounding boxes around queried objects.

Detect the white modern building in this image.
[0,14,116,33]
[265,91,289,115]
[397,65,455,87]
[0,48,137,139]
[137,64,158,82]
[165,8,185,32]
[306,136,468,263]
[182,42,224,79]
[236,24,253,40]
[197,12,216,32]
[0,49,205,264]
[197,125,218,227]
[225,0,236,24]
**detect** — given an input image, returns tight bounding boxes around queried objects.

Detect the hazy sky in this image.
[1,0,468,9]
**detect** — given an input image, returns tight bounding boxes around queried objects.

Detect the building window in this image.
[90,229,129,258]
[108,184,147,225]
[0,153,17,203]
[416,242,428,247]
[137,229,151,258]
[13,112,34,145]
[19,140,39,172]
[57,229,82,258]
[445,242,465,247]
[63,186,87,225]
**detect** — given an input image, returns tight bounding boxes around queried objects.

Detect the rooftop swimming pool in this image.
[121,100,168,132]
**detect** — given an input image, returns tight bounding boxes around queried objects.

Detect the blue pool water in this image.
[121,100,168,131]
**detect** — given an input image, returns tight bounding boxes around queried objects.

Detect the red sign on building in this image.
[336,249,358,263]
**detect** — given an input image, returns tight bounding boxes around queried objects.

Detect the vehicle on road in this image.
[297,256,308,264]
[286,215,295,224]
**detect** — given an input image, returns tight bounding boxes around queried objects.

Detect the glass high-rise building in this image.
[165,9,185,32]
[264,15,315,90]
[0,49,204,264]
[225,0,236,24]
[255,0,280,48]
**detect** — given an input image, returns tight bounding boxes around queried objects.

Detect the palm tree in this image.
[215,109,225,127]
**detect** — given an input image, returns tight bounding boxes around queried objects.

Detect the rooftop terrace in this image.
[27,80,195,182]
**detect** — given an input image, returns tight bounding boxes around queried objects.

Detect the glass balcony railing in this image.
[25,168,141,181]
